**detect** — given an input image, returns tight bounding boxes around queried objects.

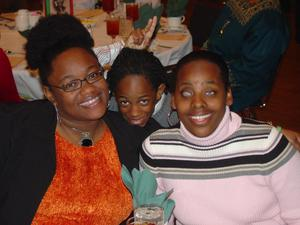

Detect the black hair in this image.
[170,50,230,92]
[25,14,96,86]
[106,48,167,93]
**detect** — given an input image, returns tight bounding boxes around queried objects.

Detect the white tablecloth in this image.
[1,9,192,100]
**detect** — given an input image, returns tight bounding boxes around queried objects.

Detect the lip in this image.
[79,95,103,108]
[189,113,212,125]
[127,117,147,126]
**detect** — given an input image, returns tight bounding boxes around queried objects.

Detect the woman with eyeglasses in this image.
[0,14,158,225]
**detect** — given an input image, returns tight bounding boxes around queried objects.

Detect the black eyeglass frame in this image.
[47,68,105,92]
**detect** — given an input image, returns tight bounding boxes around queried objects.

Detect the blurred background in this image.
[1,0,299,131]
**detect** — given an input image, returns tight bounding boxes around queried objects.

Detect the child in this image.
[140,50,300,224]
[107,47,178,128]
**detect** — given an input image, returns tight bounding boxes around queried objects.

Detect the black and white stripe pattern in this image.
[140,121,296,180]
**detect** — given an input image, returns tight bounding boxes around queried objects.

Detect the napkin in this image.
[166,0,188,17]
[133,3,163,29]
[121,165,175,223]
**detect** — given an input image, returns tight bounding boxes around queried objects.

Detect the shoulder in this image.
[144,117,162,133]
[0,100,57,151]
[141,127,182,159]
[0,100,56,124]
[104,110,138,132]
[145,127,181,143]
[228,118,291,157]
[0,100,57,168]
[104,111,160,148]
[224,120,297,177]
[104,110,123,123]
[141,119,297,179]
[105,110,161,134]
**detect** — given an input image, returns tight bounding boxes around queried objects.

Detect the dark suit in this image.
[0,100,160,225]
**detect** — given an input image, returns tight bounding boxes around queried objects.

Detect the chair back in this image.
[0,48,23,103]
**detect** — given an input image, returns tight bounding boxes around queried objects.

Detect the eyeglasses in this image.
[48,69,105,92]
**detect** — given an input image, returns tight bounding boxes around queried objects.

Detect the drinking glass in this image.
[102,0,115,13]
[119,17,133,40]
[106,14,120,42]
[127,205,164,225]
[126,3,139,22]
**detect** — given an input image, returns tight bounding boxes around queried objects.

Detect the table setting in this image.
[0,0,192,100]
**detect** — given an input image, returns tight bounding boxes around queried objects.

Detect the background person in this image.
[107,47,179,128]
[205,0,290,112]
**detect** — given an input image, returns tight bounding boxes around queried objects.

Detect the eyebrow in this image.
[118,94,151,99]
[179,80,217,86]
[58,64,100,82]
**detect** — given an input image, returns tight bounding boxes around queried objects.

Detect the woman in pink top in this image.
[140,50,300,224]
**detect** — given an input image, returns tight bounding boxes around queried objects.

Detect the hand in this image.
[126,16,157,49]
[282,128,300,150]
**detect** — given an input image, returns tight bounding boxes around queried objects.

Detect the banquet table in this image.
[0,9,192,100]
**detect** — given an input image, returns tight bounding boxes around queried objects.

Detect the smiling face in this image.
[172,59,233,137]
[115,75,164,127]
[43,47,109,122]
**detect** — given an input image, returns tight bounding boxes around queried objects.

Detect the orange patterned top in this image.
[31,128,132,225]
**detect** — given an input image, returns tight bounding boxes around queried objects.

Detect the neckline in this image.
[56,123,108,148]
[180,106,242,146]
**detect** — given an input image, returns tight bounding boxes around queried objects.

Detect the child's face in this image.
[115,75,164,127]
[172,59,233,137]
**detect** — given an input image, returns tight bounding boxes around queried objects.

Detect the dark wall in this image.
[0,0,42,13]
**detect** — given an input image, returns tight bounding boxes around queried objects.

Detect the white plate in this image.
[168,24,185,31]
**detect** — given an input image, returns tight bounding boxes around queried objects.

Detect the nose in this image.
[129,104,142,117]
[80,78,107,94]
[192,94,206,109]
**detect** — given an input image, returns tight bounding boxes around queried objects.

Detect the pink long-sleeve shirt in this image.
[141,108,300,224]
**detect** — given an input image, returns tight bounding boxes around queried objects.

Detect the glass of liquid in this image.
[106,13,120,42]
[126,205,164,225]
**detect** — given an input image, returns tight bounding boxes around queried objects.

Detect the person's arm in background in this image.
[227,12,289,90]
[282,129,300,150]
[93,16,157,66]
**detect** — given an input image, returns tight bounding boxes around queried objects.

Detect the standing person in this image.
[107,47,179,128]
[140,51,300,224]
[0,14,157,225]
[205,0,290,112]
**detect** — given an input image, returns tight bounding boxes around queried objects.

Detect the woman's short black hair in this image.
[107,48,167,93]
[170,50,230,92]
[25,14,96,86]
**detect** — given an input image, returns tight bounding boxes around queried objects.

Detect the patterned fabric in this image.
[32,128,132,225]
[141,122,295,179]
[93,41,125,66]
[227,0,280,25]
[140,120,300,224]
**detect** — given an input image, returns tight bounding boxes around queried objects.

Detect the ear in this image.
[43,85,57,106]
[155,83,166,101]
[226,88,233,106]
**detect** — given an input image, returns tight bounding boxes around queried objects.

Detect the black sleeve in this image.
[104,111,161,172]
